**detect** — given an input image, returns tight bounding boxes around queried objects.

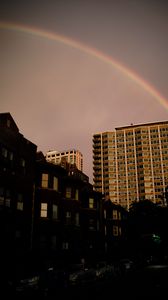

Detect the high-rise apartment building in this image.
[46,149,83,172]
[93,121,168,210]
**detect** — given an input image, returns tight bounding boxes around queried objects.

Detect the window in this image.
[2,148,7,158]
[7,118,11,128]
[75,213,79,225]
[65,211,71,224]
[66,211,71,218]
[113,210,118,220]
[89,198,94,209]
[118,212,121,220]
[5,190,11,207]
[0,187,4,206]
[75,189,79,200]
[144,182,152,187]
[41,203,48,218]
[89,219,95,230]
[20,158,25,167]
[17,202,23,210]
[66,187,71,198]
[53,176,58,191]
[104,210,106,218]
[62,242,69,250]
[52,204,58,219]
[113,226,118,236]
[17,193,23,211]
[9,152,13,161]
[42,173,48,188]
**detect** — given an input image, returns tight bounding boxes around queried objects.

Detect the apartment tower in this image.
[46,149,83,172]
[93,121,168,210]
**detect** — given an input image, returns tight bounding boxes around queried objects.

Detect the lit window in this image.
[113,210,118,220]
[89,198,94,209]
[53,176,58,191]
[42,173,48,188]
[66,187,71,198]
[41,203,48,217]
[17,202,23,210]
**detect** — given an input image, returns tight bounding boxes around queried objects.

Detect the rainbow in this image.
[1,21,168,110]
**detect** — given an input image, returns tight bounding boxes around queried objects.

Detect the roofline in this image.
[116,120,168,130]
[46,149,83,155]
[93,120,168,136]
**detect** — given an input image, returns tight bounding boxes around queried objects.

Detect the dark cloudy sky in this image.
[0,0,168,182]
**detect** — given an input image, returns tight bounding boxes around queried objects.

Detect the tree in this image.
[129,200,159,236]
[127,200,162,259]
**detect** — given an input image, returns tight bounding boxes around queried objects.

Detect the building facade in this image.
[34,153,103,265]
[46,149,83,172]
[103,200,128,259]
[93,121,168,210]
[0,112,37,272]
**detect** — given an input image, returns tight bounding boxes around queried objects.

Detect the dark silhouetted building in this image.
[33,152,103,265]
[0,112,37,277]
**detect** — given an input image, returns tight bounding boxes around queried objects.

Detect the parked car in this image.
[16,275,40,293]
[95,261,115,281]
[68,266,96,287]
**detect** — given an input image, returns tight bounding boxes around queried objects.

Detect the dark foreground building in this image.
[0,113,37,279]
[0,113,128,289]
[33,152,103,267]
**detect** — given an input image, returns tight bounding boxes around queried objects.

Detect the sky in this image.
[0,0,168,182]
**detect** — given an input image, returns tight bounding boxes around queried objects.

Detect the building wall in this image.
[46,149,83,172]
[93,121,168,210]
[33,158,103,264]
[0,113,37,266]
[103,200,128,259]
[0,113,130,273]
